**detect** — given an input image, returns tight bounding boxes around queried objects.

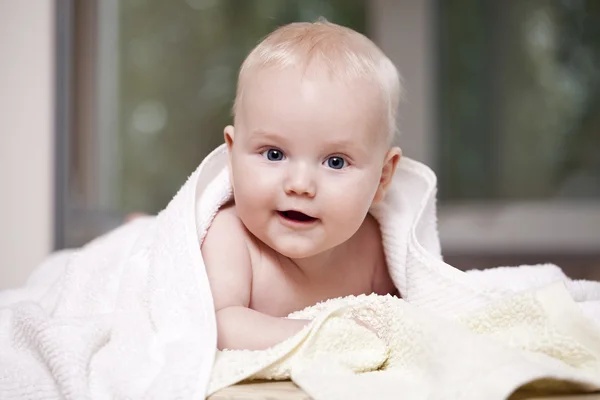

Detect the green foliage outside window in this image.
[118,0,366,212]
[437,0,600,200]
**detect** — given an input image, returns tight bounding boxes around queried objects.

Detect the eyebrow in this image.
[326,138,363,150]
[247,129,288,144]
[321,136,370,155]
[251,129,279,138]
[248,129,369,157]
[252,130,360,145]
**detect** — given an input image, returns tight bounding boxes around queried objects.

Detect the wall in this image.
[0,1,55,289]
[370,0,435,165]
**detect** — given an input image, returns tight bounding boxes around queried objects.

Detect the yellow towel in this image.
[210,284,600,400]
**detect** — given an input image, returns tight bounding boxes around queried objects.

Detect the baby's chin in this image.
[261,235,328,260]
[276,247,321,260]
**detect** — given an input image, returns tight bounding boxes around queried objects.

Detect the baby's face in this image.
[226,66,392,259]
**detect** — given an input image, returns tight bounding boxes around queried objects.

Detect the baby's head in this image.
[225,20,403,259]
[234,19,402,145]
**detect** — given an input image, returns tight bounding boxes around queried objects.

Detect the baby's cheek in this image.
[335,178,376,207]
[236,179,273,212]
[325,190,370,223]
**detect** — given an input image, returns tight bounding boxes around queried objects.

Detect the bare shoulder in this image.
[364,213,398,297]
[202,204,253,310]
[203,203,243,239]
[202,203,246,252]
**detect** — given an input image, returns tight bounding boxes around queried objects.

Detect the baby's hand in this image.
[125,212,148,222]
[350,308,382,339]
[352,316,375,331]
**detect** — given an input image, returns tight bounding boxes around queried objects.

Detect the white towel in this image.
[1,144,598,399]
[0,145,230,399]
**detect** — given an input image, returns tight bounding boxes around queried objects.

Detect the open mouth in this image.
[277,210,317,223]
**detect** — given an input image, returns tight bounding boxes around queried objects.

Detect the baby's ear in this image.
[224,125,235,151]
[224,125,235,185]
[373,147,401,204]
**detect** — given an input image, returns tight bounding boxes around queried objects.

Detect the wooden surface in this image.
[208,381,600,400]
[208,381,309,400]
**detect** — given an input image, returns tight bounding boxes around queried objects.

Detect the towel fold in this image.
[210,283,600,400]
[1,144,598,399]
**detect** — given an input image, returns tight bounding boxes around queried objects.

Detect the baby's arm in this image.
[215,306,308,350]
[202,209,309,351]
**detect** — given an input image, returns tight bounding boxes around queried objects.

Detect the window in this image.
[58,0,599,276]
[435,0,600,269]
[438,0,600,201]
[59,0,367,247]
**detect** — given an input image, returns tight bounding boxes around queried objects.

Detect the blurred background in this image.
[1,0,599,289]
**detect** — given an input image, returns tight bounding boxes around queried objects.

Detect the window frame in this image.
[370,0,600,256]
[56,0,600,257]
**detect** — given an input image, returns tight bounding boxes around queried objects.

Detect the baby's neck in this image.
[280,243,348,284]
[275,216,374,284]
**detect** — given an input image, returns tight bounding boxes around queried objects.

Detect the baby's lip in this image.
[277,210,318,223]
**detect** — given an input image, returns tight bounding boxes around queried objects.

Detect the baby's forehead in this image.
[237,67,388,143]
[242,65,384,114]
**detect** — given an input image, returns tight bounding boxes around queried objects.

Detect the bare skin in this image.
[202,63,402,351]
[202,203,396,351]
[126,204,396,351]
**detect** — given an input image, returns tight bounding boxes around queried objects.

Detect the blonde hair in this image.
[233,20,402,143]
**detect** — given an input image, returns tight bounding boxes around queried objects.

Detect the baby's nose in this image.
[284,164,316,198]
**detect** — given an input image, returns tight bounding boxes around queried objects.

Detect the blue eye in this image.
[263,148,285,161]
[326,156,347,170]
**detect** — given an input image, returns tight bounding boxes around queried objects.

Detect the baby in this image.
[202,20,403,351]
